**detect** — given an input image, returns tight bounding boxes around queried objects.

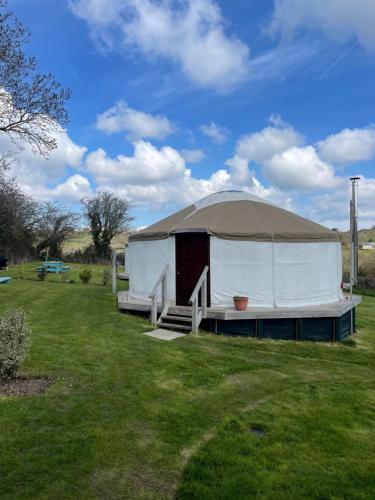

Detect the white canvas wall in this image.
[210,237,342,307]
[129,236,343,308]
[210,239,274,306]
[129,238,175,302]
[273,242,342,307]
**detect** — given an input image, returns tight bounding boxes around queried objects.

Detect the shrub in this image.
[16,269,26,280]
[36,267,47,281]
[64,245,111,265]
[0,308,31,381]
[79,268,92,284]
[60,271,70,283]
[101,268,112,286]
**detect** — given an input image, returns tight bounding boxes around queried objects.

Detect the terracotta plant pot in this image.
[233,296,249,311]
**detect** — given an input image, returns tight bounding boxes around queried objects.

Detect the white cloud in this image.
[180,148,205,163]
[226,118,308,190]
[0,128,86,181]
[200,122,229,144]
[317,127,375,164]
[69,0,124,26]
[4,111,375,229]
[232,121,303,164]
[96,100,175,140]
[70,0,250,92]
[84,138,291,210]
[86,140,186,185]
[51,175,93,201]
[306,176,375,229]
[263,145,341,191]
[269,0,375,52]
[23,174,93,203]
[0,127,88,202]
[225,117,375,193]
[224,118,375,224]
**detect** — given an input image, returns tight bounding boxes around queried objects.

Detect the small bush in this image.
[0,308,31,381]
[101,268,112,286]
[16,269,26,280]
[60,271,70,283]
[79,268,92,284]
[36,267,47,281]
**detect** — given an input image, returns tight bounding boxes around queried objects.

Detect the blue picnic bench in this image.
[36,260,70,274]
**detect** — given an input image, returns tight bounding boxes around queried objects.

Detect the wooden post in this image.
[192,299,198,334]
[151,295,157,325]
[201,276,207,318]
[124,245,126,273]
[112,250,117,295]
[161,272,167,310]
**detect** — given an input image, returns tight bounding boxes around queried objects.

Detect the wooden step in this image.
[163,315,192,323]
[158,322,191,331]
[168,306,193,317]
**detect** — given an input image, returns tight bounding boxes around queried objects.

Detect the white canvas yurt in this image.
[128,190,343,309]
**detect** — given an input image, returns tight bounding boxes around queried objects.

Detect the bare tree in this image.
[82,192,133,259]
[0,174,39,261]
[0,1,71,169]
[36,203,78,259]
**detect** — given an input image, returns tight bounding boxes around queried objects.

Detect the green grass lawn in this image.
[0,265,375,499]
[1,261,128,289]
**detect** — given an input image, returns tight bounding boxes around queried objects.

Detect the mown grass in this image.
[0,265,374,499]
[1,261,128,289]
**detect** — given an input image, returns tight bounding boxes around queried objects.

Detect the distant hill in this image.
[339,227,375,280]
[339,228,375,246]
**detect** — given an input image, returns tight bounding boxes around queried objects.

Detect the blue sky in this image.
[7,0,375,229]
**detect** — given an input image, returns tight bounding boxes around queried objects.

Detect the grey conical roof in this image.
[130,191,338,243]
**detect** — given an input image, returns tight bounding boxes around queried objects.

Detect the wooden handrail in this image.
[189,266,209,305]
[189,266,209,334]
[149,265,169,299]
[149,265,169,326]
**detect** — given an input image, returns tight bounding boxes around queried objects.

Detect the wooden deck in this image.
[117,272,129,280]
[118,291,361,320]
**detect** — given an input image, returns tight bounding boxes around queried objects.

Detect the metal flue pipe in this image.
[349,177,360,298]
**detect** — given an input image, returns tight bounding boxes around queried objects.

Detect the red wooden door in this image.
[175,233,210,306]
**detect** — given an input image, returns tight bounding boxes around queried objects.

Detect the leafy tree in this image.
[36,203,78,259]
[82,192,133,259]
[0,0,70,170]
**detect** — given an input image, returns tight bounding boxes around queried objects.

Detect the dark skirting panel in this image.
[258,318,296,340]
[202,308,356,342]
[298,318,334,342]
[215,319,256,337]
[335,310,352,340]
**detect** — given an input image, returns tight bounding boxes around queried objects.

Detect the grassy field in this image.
[63,231,129,254]
[0,265,375,499]
[340,228,375,245]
